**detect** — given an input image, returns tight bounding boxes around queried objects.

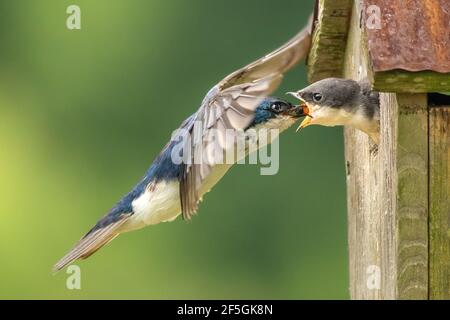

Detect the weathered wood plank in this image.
[395,94,428,299]
[343,0,381,300]
[342,0,429,299]
[429,107,450,299]
[307,0,352,82]
[378,92,398,299]
[369,93,429,300]
[309,0,436,299]
[374,70,450,93]
[345,95,429,300]
[344,129,381,299]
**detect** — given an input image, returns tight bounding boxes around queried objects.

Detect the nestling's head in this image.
[250,97,304,130]
[287,78,380,142]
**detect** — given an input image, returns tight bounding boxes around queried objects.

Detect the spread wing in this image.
[179,17,313,219]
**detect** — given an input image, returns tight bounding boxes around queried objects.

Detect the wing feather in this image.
[179,17,313,219]
[52,214,131,273]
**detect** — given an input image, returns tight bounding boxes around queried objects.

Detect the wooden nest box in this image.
[307,0,450,299]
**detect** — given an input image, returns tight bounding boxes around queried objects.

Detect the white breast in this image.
[120,164,232,232]
[119,117,295,233]
[120,180,181,232]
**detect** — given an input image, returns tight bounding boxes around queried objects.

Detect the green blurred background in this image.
[0,0,349,299]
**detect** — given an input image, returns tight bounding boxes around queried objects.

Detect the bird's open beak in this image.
[286,92,313,131]
[286,92,301,100]
[295,104,312,132]
[286,103,308,118]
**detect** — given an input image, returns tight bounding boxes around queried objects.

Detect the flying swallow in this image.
[287,78,380,143]
[53,18,313,272]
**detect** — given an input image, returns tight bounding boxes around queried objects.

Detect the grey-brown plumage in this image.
[288,78,380,143]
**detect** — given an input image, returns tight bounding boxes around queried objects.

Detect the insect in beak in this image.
[296,104,313,132]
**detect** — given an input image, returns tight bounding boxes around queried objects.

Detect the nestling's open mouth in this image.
[284,103,310,118]
[285,92,314,131]
[295,103,313,131]
[299,103,310,117]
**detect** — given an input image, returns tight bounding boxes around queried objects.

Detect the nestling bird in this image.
[53,19,312,272]
[287,78,380,143]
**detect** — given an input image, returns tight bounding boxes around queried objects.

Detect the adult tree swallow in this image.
[53,19,312,272]
[287,78,380,143]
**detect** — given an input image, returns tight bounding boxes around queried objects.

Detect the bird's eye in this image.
[313,93,323,102]
[271,103,283,113]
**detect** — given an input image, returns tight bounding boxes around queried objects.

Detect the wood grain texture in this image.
[307,0,352,82]
[374,70,450,93]
[310,0,438,299]
[343,0,429,299]
[395,94,428,299]
[343,0,381,299]
[345,94,429,300]
[429,107,450,299]
[378,92,398,299]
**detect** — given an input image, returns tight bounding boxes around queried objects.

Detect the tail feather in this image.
[52,214,131,273]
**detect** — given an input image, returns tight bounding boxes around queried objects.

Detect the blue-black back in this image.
[87,139,181,233]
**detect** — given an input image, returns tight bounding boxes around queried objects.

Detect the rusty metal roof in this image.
[364,0,450,73]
